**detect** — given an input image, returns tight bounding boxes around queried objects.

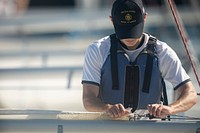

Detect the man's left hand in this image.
[147,104,173,118]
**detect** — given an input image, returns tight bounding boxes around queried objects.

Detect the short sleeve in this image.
[82,43,102,86]
[157,40,190,89]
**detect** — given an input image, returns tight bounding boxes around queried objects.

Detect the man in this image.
[81,0,197,118]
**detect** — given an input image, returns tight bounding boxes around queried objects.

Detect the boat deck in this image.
[0,109,199,133]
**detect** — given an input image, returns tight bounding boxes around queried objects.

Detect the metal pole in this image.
[166,0,200,95]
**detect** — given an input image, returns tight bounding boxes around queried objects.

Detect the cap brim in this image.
[114,22,144,39]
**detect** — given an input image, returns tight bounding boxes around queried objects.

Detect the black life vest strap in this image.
[162,78,168,106]
[161,78,171,121]
[110,34,119,90]
[142,37,157,93]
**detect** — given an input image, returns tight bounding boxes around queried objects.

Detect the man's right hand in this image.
[105,104,131,118]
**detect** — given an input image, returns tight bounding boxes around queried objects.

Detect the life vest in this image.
[99,34,167,111]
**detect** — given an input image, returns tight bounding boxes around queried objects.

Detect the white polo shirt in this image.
[82,33,190,90]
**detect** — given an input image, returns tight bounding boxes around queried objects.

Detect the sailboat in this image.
[0,1,200,133]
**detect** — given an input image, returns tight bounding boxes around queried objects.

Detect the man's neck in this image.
[120,35,144,50]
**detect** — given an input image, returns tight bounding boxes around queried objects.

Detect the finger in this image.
[118,105,131,116]
[110,105,121,118]
[114,104,129,117]
[126,107,132,113]
[118,104,127,115]
[151,104,160,117]
[113,108,120,118]
[155,105,163,117]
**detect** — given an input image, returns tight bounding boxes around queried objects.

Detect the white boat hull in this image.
[0,109,199,133]
[1,119,200,133]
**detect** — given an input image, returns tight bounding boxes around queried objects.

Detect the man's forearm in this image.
[83,96,110,112]
[169,82,197,114]
[82,84,110,112]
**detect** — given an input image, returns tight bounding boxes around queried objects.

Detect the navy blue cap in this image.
[111,0,145,39]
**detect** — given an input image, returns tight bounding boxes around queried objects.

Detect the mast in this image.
[165,0,200,95]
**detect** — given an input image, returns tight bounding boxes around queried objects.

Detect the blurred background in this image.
[0,0,199,117]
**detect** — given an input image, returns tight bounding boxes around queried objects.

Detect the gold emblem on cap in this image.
[125,13,132,21]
